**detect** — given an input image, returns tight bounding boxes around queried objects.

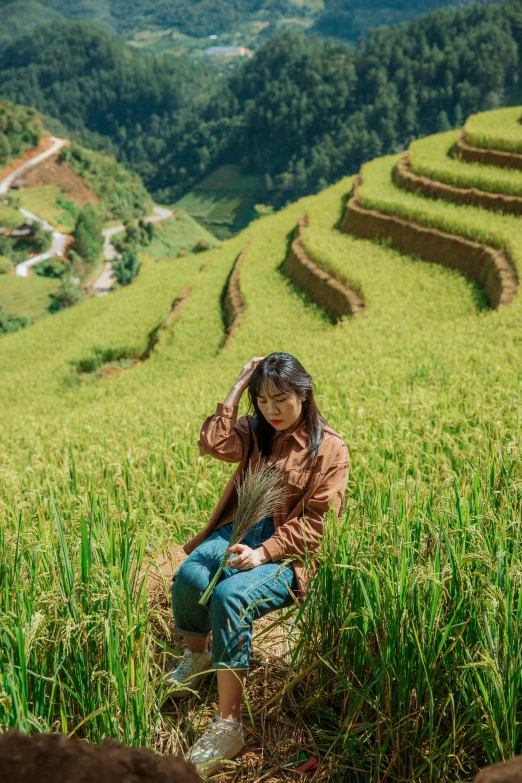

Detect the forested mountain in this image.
[151,4,519,206]
[0,3,520,208]
[0,22,218,167]
[312,0,494,40]
[0,0,496,44]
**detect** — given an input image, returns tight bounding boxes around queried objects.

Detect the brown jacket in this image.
[183,403,350,600]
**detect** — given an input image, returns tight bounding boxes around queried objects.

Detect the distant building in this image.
[203,46,253,58]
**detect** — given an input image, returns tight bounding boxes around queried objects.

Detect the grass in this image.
[19,186,76,233]
[409,130,522,196]
[0,108,522,781]
[0,201,22,229]
[0,274,59,320]
[465,106,522,153]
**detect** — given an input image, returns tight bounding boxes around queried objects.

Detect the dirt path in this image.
[15,207,68,278]
[94,206,174,296]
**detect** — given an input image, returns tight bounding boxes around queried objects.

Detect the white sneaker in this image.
[185,714,245,777]
[166,647,213,697]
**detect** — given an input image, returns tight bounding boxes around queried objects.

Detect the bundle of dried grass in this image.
[199,460,286,606]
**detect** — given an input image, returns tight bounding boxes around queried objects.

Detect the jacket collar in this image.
[273,420,308,448]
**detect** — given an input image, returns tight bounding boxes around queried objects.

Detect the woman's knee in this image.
[171,559,207,604]
[211,579,248,620]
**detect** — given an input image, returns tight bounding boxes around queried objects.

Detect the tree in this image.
[33,258,69,278]
[73,205,103,263]
[49,280,83,313]
[112,250,141,286]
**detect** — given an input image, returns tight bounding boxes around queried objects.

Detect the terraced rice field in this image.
[1,107,522,782]
[409,131,522,196]
[465,106,522,153]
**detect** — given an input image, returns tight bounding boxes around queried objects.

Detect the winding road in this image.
[94,205,173,296]
[0,136,68,278]
[0,139,173,292]
[0,136,66,196]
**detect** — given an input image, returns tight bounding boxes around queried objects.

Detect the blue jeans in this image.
[171,516,297,673]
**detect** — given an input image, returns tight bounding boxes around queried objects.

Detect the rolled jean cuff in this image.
[212,661,250,674]
[174,625,209,639]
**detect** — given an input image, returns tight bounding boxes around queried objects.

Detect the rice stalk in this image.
[199,461,287,606]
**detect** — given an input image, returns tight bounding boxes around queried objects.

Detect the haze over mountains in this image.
[0,0,497,45]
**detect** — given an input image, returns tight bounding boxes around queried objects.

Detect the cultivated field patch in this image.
[176,165,263,239]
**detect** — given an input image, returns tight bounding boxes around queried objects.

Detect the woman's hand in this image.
[223,357,265,406]
[234,357,265,392]
[225,543,271,570]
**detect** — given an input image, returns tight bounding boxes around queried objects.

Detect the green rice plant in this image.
[465,107,522,154]
[409,131,522,197]
[289,446,522,781]
[0,275,59,320]
[0,109,522,778]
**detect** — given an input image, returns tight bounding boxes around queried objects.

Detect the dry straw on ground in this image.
[146,546,328,783]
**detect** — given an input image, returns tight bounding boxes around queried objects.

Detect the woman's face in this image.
[257,380,306,433]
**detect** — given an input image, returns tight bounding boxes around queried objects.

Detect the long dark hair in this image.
[248,353,325,465]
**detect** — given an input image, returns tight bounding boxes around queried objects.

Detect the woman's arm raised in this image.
[198,357,265,463]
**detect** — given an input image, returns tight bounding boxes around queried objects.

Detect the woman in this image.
[170,353,349,777]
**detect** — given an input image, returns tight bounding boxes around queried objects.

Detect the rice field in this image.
[0,274,59,320]
[141,211,219,263]
[1,108,522,781]
[409,131,522,196]
[465,106,522,153]
[176,165,263,239]
[357,154,522,276]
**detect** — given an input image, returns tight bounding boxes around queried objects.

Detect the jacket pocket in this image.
[287,469,311,489]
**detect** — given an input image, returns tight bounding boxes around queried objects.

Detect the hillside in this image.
[0,105,521,779]
[0,6,518,214]
[0,21,217,181]
[0,102,163,319]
